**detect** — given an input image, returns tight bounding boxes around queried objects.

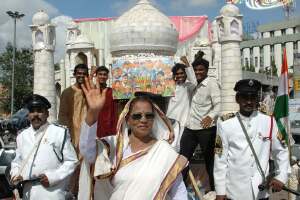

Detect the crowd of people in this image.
[9,51,291,200]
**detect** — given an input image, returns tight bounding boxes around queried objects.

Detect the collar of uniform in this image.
[31,121,49,135]
[239,110,258,121]
[198,77,208,87]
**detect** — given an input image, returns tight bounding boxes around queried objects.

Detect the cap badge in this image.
[248,80,254,86]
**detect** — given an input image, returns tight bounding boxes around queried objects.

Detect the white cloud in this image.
[0,0,59,49]
[0,0,71,63]
[171,0,217,10]
[51,16,74,63]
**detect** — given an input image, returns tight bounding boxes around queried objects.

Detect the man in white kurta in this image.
[214,79,290,200]
[166,59,197,151]
[10,94,78,200]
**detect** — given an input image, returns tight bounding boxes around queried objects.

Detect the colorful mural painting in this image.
[111,55,175,99]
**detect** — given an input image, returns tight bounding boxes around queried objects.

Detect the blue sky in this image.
[1,0,299,62]
[46,0,299,24]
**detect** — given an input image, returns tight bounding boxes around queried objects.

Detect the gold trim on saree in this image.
[153,103,174,142]
[94,138,115,179]
[100,139,111,156]
[118,142,157,169]
[119,150,149,169]
[154,155,188,200]
[95,98,175,181]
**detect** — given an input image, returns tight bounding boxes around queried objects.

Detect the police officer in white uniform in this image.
[214,79,290,200]
[10,94,78,200]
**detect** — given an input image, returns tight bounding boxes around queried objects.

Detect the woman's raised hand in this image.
[81,76,107,125]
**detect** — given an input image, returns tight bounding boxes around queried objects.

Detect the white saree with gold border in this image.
[78,99,188,200]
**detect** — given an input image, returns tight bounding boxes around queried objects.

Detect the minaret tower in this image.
[211,19,222,81]
[30,10,57,121]
[216,2,243,113]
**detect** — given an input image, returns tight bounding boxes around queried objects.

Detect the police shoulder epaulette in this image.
[17,126,29,134]
[53,123,68,130]
[220,113,235,121]
[258,103,270,115]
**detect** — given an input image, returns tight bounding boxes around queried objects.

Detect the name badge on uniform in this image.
[259,132,270,141]
[43,138,49,144]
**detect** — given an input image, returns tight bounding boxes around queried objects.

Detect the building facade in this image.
[241,17,300,76]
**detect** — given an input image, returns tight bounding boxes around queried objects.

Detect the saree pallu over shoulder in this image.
[93,138,115,179]
[80,140,187,200]
[154,155,187,200]
[110,140,187,200]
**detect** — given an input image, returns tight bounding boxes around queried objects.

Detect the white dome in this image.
[220,3,240,17]
[32,10,50,25]
[110,0,178,56]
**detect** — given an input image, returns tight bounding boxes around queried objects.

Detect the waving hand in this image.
[81,76,107,126]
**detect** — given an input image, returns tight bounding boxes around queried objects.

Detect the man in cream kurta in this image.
[214,79,290,200]
[10,94,78,200]
[166,58,197,151]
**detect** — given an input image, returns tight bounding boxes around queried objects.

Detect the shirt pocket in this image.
[41,137,62,161]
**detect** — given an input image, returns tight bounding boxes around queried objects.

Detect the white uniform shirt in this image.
[186,77,221,130]
[80,122,188,200]
[214,111,290,200]
[10,122,78,200]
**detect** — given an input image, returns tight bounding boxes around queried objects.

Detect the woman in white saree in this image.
[78,77,188,200]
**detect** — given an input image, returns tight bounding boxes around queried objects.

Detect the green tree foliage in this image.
[0,43,34,114]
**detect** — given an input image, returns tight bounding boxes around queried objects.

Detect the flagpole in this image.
[286,116,292,200]
[273,48,295,200]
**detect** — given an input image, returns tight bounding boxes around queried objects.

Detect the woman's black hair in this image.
[129,95,154,114]
[191,50,209,69]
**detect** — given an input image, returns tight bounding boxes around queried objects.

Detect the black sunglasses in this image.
[130,112,155,120]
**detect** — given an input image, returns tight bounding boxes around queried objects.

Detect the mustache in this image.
[31,116,41,121]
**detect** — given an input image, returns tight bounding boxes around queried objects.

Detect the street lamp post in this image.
[6,11,25,116]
